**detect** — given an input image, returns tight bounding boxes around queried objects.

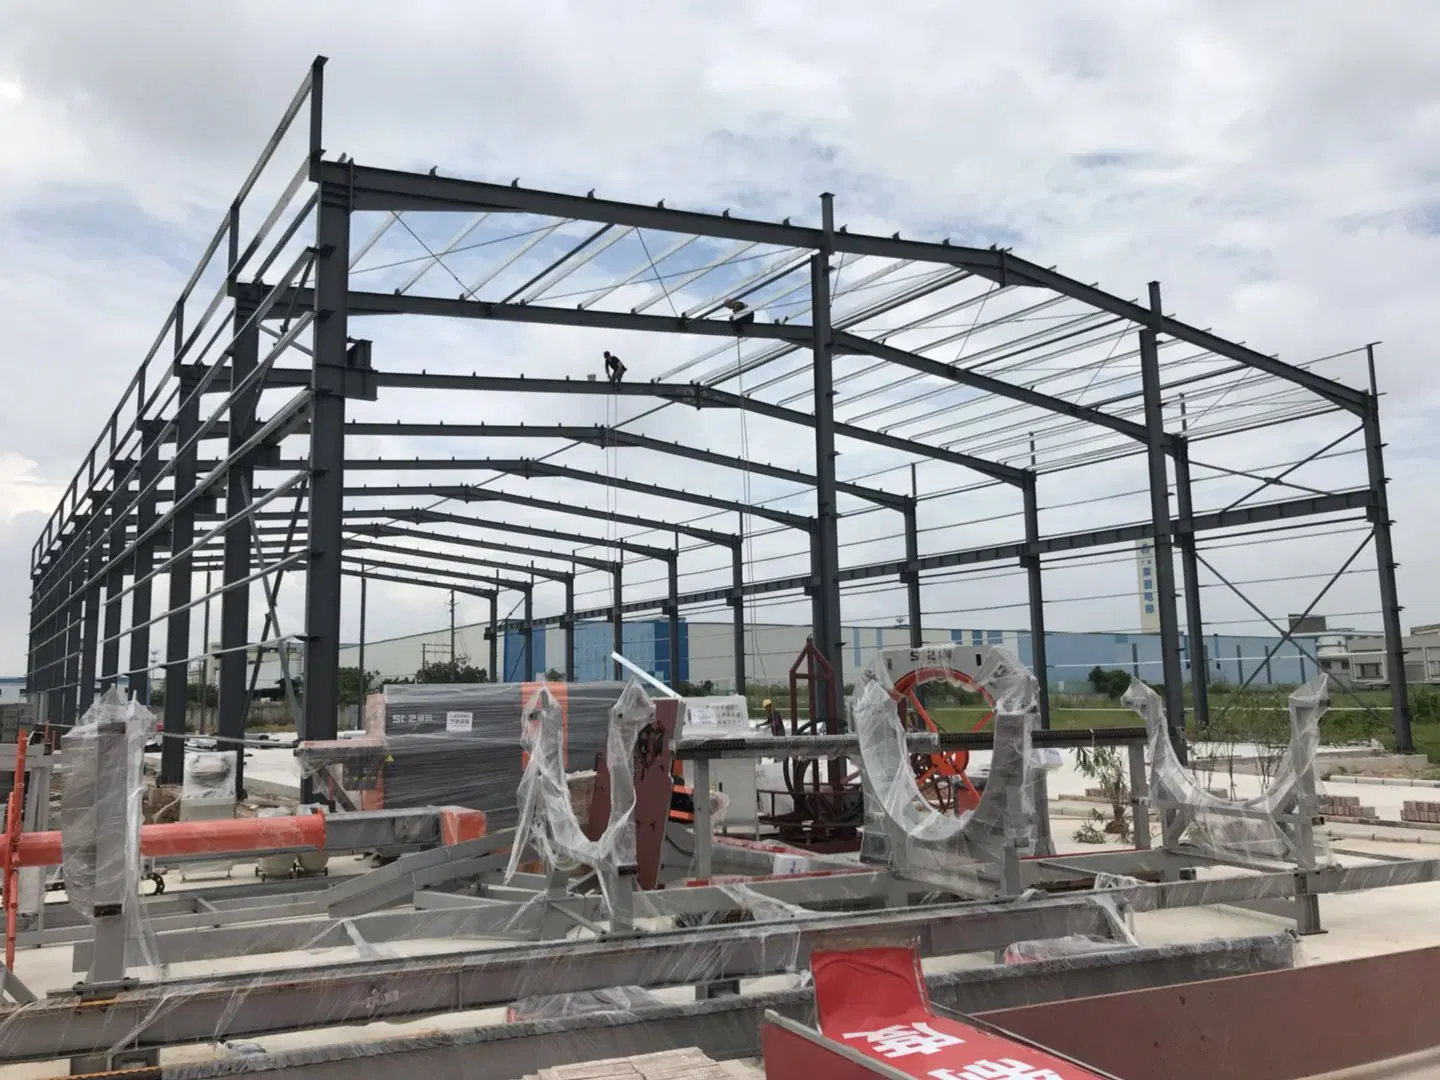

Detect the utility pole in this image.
[448,589,457,666]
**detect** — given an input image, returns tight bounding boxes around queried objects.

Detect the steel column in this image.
[161,368,201,784]
[302,163,352,749]
[219,294,261,794]
[904,471,922,648]
[1139,282,1186,759]
[523,587,536,681]
[59,552,82,728]
[487,594,499,683]
[1173,439,1209,732]
[356,563,367,730]
[563,577,576,682]
[666,554,681,685]
[126,423,162,705]
[809,196,845,723]
[611,566,623,680]
[1021,476,1050,728]
[98,516,125,691]
[730,539,746,694]
[76,532,102,718]
[1365,345,1412,751]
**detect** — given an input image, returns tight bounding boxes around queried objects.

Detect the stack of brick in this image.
[526,1048,754,1080]
[1403,800,1440,824]
[1320,793,1375,819]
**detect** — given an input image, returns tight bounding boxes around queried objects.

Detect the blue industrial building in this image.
[502,620,690,684]
[1010,630,1316,690]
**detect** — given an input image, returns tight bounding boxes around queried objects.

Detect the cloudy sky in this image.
[1,1,1438,684]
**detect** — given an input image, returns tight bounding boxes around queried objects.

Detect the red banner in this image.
[809,946,1109,1080]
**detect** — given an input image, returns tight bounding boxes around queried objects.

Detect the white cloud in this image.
[1,0,1437,680]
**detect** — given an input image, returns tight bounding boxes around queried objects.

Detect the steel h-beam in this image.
[1140,282,1186,759]
[99,514,125,691]
[303,75,349,755]
[611,565,623,680]
[810,197,845,723]
[665,553,681,686]
[1021,476,1050,728]
[562,576,575,682]
[488,593,500,682]
[76,527,102,718]
[127,422,162,705]
[1365,344,1412,751]
[1173,439,1209,732]
[731,525,746,694]
[523,585,536,681]
[904,468,922,649]
[220,289,261,795]
[162,365,200,782]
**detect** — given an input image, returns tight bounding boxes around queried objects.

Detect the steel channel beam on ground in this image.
[150,933,1293,1080]
[0,895,1116,1062]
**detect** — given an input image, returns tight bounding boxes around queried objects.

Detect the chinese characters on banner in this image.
[1134,540,1160,633]
[842,1023,1069,1079]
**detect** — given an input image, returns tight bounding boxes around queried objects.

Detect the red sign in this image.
[808,946,1110,1080]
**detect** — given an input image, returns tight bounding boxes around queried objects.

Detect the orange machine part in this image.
[440,807,487,846]
[0,812,328,869]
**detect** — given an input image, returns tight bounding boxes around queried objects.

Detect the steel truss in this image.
[26,55,1412,773]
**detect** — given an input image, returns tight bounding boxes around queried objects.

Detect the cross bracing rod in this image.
[343,421,911,509]
[352,372,1024,484]
[260,457,816,529]
[514,487,1375,628]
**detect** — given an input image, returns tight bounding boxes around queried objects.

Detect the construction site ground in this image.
[9,744,1440,1079]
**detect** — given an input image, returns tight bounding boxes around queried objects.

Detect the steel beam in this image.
[1365,345,1412,751]
[488,593,500,681]
[432,489,1377,632]
[340,522,612,573]
[562,576,575,681]
[304,159,1365,411]
[343,422,907,510]
[731,531,746,693]
[346,370,1023,482]
[339,506,674,562]
[0,894,1120,1062]
[523,585,536,680]
[316,457,813,529]
[1139,284,1185,757]
[665,553,681,685]
[76,533,101,717]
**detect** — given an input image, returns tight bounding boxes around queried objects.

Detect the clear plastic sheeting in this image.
[1128,674,1334,866]
[852,643,1042,897]
[59,690,159,974]
[505,985,663,1023]
[507,679,654,912]
[1002,934,1140,965]
[298,681,630,828]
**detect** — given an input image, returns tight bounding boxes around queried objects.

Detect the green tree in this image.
[338,666,381,706]
[415,657,488,684]
[1088,666,1132,699]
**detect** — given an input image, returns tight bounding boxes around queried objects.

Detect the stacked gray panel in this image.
[378,682,626,830]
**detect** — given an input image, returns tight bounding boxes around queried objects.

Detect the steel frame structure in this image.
[26,56,1413,786]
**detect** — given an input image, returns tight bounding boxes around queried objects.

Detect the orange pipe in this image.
[0,812,326,869]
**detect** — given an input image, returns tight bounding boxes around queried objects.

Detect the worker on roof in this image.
[603,350,626,387]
